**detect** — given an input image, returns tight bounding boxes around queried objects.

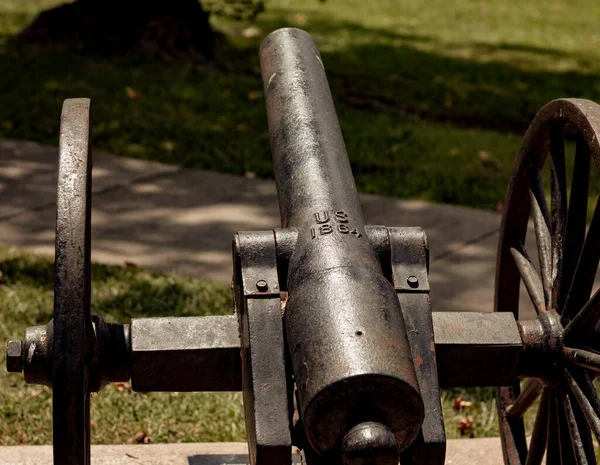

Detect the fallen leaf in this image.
[453,397,462,411]
[242,26,261,38]
[458,416,474,435]
[479,150,502,171]
[453,397,473,411]
[131,431,151,444]
[161,141,176,152]
[248,90,262,101]
[125,86,143,100]
[115,381,133,393]
[294,13,307,25]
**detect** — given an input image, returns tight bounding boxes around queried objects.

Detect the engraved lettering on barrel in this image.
[338,224,350,234]
[334,211,348,223]
[314,212,329,224]
[320,224,333,235]
[350,228,362,238]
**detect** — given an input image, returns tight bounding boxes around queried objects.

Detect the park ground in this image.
[0,0,595,445]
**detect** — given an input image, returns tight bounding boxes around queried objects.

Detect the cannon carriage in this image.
[7,28,600,465]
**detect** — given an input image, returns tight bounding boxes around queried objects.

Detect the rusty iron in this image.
[496,98,600,464]
[7,30,600,465]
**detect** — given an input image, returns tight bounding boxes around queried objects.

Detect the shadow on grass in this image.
[0,249,232,332]
[1,7,599,211]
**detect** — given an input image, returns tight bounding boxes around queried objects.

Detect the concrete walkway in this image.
[0,439,505,465]
[0,138,539,319]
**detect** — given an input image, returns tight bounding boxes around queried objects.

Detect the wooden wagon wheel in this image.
[495,98,600,465]
[52,98,94,465]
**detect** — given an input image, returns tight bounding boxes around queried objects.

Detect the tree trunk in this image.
[16,0,215,60]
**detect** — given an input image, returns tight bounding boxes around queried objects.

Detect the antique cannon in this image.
[6,27,600,465]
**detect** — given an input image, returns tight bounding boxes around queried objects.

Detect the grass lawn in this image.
[1,0,600,210]
[0,0,595,447]
[0,247,536,444]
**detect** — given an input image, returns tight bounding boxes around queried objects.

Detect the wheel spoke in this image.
[565,369,600,443]
[498,385,528,465]
[510,247,546,314]
[563,194,600,325]
[564,287,600,343]
[524,389,549,465]
[561,385,589,465]
[550,122,568,311]
[555,387,579,464]
[508,379,543,418]
[529,176,552,308]
[559,136,591,315]
[546,390,560,465]
[564,347,600,373]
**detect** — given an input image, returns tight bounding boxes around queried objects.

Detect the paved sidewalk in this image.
[0,439,505,465]
[0,138,536,318]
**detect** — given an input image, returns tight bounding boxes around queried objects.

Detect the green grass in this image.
[0,0,598,446]
[0,247,245,445]
[1,247,533,444]
[1,0,600,209]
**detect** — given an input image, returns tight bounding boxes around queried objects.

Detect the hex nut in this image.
[6,340,23,373]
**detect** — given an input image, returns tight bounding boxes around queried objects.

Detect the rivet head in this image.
[256,280,268,292]
[407,276,419,288]
[6,340,23,373]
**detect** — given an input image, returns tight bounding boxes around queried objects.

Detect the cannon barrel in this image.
[260,28,424,457]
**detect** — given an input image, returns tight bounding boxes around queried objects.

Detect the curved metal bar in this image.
[510,247,546,314]
[529,182,552,308]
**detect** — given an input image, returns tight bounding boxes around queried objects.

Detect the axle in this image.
[8,310,525,390]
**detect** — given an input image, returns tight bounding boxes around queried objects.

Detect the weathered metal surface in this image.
[433,312,522,387]
[260,27,423,457]
[5,340,23,373]
[495,98,600,464]
[234,230,292,465]
[341,422,399,465]
[131,315,240,392]
[23,323,53,387]
[90,317,130,391]
[388,227,445,465]
[53,98,93,465]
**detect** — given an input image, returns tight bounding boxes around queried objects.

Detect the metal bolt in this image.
[6,340,23,373]
[407,276,419,288]
[256,280,268,292]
